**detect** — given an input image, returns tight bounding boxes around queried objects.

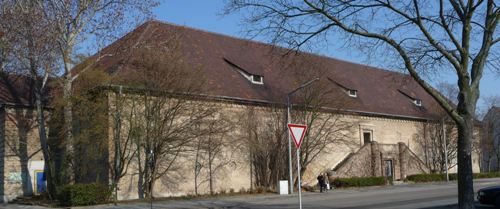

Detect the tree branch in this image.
[303,0,463,123]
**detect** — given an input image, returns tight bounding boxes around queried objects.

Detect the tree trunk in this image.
[456,115,475,209]
[34,82,56,199]
[137,146,144,199]
[15,110,34,196]
[148,180,155,199]
[209,147,214,195]
[63,72,74,183]
[113,87,122,203]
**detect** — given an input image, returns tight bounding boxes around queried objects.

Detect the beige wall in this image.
[105,91,481,200]
[1,107,46,202]
[106,93,253,199]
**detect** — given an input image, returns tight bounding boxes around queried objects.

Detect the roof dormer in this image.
[223,58,264,85]
[327,77,357,98]
[347,89,358,98]
[398,90,423,107]
[251,74,264,85]
[413,99,422,107]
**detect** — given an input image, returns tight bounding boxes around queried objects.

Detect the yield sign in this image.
[288,123,308,149]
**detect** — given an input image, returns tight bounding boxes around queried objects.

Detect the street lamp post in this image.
[287,77,319,194]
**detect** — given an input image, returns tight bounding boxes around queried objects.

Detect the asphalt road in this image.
[2,178,500,209]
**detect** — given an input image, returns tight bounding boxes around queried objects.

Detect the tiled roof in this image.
[91,20,447,120]
[0,72,35,107]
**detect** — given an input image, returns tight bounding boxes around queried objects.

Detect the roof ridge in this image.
[147,19,412,79]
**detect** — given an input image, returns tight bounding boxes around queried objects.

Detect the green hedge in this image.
[407,172,500,183]
[57,183,111,206]
[332,176,387,188]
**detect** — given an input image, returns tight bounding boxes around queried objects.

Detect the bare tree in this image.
[4,105,39,196]
[414,82,458,173]
[224,1,499,207]
[293,80,356,180]
[0,0,59,198]
[117,44,216,199]
[36,0,158,181]
[281,55,357,181]
[240,105,289,190]
[416,121,458,173]
[195,116,235,195]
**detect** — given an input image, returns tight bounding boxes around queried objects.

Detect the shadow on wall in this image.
[1,106,4,202]
[12,108,35,196]
[2,107,42,201]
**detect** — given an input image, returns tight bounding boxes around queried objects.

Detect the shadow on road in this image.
[419,201,495,209]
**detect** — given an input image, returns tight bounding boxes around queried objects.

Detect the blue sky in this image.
[154,0,499,110]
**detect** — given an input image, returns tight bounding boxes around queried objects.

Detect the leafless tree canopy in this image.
[1,0,60,198]
[224,1,498,207]
[278,53,357,180]
[240,105,289,190]
[416,122,458,173]
[225,0,498,119]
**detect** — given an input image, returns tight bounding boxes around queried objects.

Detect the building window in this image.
[348,89,357,98]
[398,89,423,107]
[363,131,372,144]
[413,99,422,106]
[251,75,264,84]
[223,58,264,85]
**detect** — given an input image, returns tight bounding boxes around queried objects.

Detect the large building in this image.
[482,107,500,172]
[85,20,480,199]
[0,20,481,201]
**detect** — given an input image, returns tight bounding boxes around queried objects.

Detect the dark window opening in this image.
[363,132,372,144]
[414,99,422,106]
[348,89,357,97]
[252,75,263,83]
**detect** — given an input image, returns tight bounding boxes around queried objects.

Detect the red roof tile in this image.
[91,20,446,120]
[0,72,35,106]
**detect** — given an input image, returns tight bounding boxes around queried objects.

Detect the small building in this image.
[0,73,47,202]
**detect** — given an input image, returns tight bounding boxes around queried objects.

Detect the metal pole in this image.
[442,119,449,182]
[287,96,294,194]
[296,149,302,209]
[149,150,154,209]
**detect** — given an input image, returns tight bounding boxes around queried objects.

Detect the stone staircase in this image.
[331,141,429,180]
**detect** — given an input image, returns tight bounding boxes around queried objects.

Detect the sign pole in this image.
[296,148,302,209]
[287,98,294,194]
[287,123,307,209]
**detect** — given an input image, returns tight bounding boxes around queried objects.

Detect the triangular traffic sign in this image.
[288,123,307,149]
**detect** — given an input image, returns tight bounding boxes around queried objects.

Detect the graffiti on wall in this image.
[7,172,23,183]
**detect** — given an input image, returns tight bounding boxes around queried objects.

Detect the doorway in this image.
[363,131,372,144]
[34,170,46,194]
[384,160,393,180]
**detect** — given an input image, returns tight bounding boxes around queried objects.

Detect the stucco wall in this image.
[1,107,46,202]
[104,90,481,200]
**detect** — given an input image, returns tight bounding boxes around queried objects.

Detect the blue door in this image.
[35,171,46,194]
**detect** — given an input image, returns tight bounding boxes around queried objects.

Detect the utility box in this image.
[278,180,288,195]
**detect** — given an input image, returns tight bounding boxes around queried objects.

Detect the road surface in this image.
[2,178,500,209]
